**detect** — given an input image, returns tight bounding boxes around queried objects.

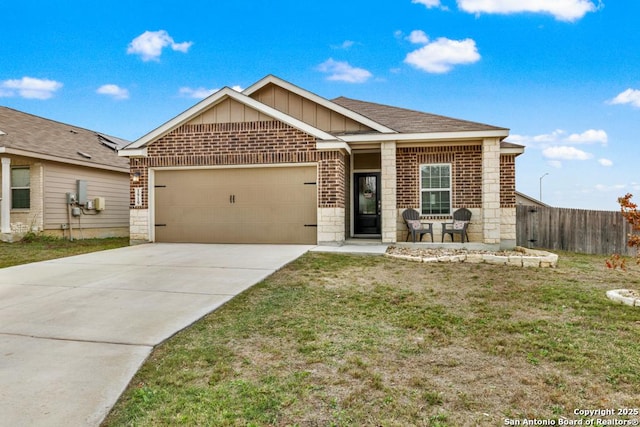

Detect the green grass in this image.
[100,250,640,426]
[0,235,129,268]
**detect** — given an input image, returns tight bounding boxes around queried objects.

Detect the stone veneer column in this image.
[500,207,517,249]
[317,207,345,245]
[129,208,150,244]
[381,141,397,243]
[482,138,501,244]
[1,158,11,234]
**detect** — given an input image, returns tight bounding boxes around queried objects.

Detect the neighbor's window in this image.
[11,167,30,209]
[420,163,451,215]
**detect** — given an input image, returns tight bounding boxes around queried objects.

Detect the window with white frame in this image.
[11,167,30,209]
[420,163,451,215]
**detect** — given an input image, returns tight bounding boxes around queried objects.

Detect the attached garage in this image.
[153,165,318,244]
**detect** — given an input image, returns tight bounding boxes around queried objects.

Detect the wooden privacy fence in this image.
[516,205,636,256]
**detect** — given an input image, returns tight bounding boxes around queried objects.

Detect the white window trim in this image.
[419,163,452,216]
[10,166,30,210]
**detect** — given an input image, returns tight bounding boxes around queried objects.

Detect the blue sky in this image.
[1,0,638,210]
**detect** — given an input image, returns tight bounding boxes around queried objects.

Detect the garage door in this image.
[154,166,317,244]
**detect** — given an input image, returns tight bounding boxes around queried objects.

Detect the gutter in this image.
[0,147,129,173]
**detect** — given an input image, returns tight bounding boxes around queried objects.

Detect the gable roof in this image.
[332,97,508,134]
[123,87,341,152]
[0,106,129,172]
[243,75,396,134]
[120,75,514,155]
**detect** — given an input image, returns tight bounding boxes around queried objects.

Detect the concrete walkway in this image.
[0,244,312,427]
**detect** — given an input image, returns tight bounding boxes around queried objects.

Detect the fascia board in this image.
[501,146,525,155]
[118,147,148,157]
[243,75,397,134]
[315,140,352,155]
[125,88,238,149]
[126,87,337,149]
[340,129,510,143]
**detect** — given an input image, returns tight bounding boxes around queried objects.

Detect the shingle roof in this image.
[0,107,129,171]
[331,96,508,134]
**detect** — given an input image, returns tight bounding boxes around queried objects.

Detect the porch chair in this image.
[441,208,472,243]
[402,209,434,243]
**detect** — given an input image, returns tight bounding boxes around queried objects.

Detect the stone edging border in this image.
[606,289,640,307]
[384,247,558,268]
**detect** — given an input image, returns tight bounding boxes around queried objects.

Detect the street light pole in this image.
[539,173,549,202]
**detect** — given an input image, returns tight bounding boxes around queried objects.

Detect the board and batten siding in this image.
[187,97,275,126]
[43,162,129,231]
[250,84,373,134]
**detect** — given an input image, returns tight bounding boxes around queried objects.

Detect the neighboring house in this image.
[516,191,550,208]
[0,107,130,242]
[119,75,525,248]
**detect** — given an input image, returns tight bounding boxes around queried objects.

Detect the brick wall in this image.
[318,151,346,208]
[397,145,517,212]
[500,155,516,207]
[129,121,346,209]
[397,145,482,210]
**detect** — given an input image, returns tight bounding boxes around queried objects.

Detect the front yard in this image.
[102,251,640,426]
[0,236,129,268]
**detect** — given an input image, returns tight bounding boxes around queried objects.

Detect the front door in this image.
[354,173,381,235]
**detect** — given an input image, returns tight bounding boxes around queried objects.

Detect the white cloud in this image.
[456,0,600,22]
[565,129,608,145]
[595,183,626,192]
[407,30,430,44]
[332,40,355,50]
[127,30,193,61]
[510,128,607,147]
[96,84,129,100]
[609,88,640,108]
[542,146,593,161]
[317,59,372,83]
[412,0,443,9]
[598,158,613,167]
[179,86,242,99]
[0,77,63,99]
[404,37,480,73]
[179,87,217,99]
[509,129,563,145]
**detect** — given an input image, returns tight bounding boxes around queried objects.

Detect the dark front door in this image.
[354,173,381,235]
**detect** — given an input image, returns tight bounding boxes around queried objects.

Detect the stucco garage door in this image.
[154,166,317,244]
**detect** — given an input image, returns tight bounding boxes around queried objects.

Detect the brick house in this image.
[119,75,524,248]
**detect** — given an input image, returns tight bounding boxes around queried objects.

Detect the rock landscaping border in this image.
[606,289,640,307]
[385,246,558,268]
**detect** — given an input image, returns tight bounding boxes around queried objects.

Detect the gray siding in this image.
[43,163,129,230]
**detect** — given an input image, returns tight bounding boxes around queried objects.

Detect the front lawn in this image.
[0,236,129,268]
[103,251,640,426]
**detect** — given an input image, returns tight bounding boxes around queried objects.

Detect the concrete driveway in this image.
[0,243,312,427]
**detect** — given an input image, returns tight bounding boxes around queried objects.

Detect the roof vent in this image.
[69,129,79,134]
[77,151,92,159]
